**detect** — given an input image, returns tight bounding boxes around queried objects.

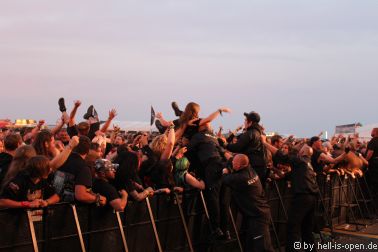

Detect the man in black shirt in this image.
[366,128,378,204]
[0,134,22,185]
[286,145,319,252]
[53,136,106,206]
[187,123,232,240]
[222,111,268,187]
[222,154,273,252]
[93,159,128,211]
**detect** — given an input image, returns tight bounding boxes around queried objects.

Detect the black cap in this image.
[244,111,260,123]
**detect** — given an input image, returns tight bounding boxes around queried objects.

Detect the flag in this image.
[150,106,155,126]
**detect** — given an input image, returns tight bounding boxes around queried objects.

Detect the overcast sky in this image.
[0,0,377,137]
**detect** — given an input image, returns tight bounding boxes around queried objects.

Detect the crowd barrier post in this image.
[145,196,163,252]
[336,175,361,231]
[355,178,374,222]
[346,177,365,224]
[71,204,87,252]
[315,178,333,241]
[272,180,288,221]
[269,216,281,252]
[173,192,194,252]
[26,210,39,252]
[228,207,243,252]
[199,190,210,220]
[115,211,129,252]
[361,176,378,218]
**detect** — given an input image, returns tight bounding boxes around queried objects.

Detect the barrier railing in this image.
[0,177,376,252]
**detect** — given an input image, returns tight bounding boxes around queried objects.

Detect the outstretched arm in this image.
[261,134,279,155]
[100,109,117,133]
[199,107,231,126]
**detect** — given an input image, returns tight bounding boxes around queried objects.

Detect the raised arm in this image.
[199,107,231,126]
[100,109,117,133]
[261,134,279,155]
[51,116,66,136]
[161,127,175,160]
[156,112,172,127]
[69,100,81,127]
[26,120,45,142]
[49,136,79,171]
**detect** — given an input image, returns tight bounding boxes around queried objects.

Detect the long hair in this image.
[179,102,200,126]
[114,151,140,189]
[27,155,50,179]
[33,130,53,158]
[1,145,37,192]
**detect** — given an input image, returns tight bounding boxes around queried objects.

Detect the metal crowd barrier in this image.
[0,191,241,252]
[266,172,377,245]
[1,177,376,252]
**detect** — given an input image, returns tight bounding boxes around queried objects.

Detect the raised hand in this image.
[108,109,117,120]
[74,100,81,107]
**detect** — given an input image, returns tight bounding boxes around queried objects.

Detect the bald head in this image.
[232,154,249,171]
[299,145,313,158]
[372,128,378,138]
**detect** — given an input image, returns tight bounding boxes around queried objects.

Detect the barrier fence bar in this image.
[174,192,195,252]
[228,207,243,252]
[71,204,87,252]
[27,210,39,252]
[115,211,129,252]
[145,197,163,252]
[199,190,210,220]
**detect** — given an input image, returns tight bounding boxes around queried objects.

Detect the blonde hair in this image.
[150,134,168,157]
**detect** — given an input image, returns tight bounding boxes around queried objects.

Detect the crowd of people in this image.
[0,98,377,252]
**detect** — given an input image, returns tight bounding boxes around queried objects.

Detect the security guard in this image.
[222,111,268,187]
[188,122,231,240]
[222,154,273,252]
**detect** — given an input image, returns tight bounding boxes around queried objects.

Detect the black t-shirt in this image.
[0,152,13,185]
[0,172,56,201]
[272,150,289,167]
[113,176,137,194]
[222,166,271,221]
[52,152,92,202]
[289,156,319,195]
[139,153,172,189]
[93,179,119,203]
[368,137,378,159]
[188,130,225,165]
[311,150,325,174]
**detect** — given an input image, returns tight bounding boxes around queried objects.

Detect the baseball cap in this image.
[243,111,260,123]
[95,159,119,173]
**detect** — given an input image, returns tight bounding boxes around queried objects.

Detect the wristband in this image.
[218,109,223,116]
[95,194,101,206]
[21,201,30,208]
